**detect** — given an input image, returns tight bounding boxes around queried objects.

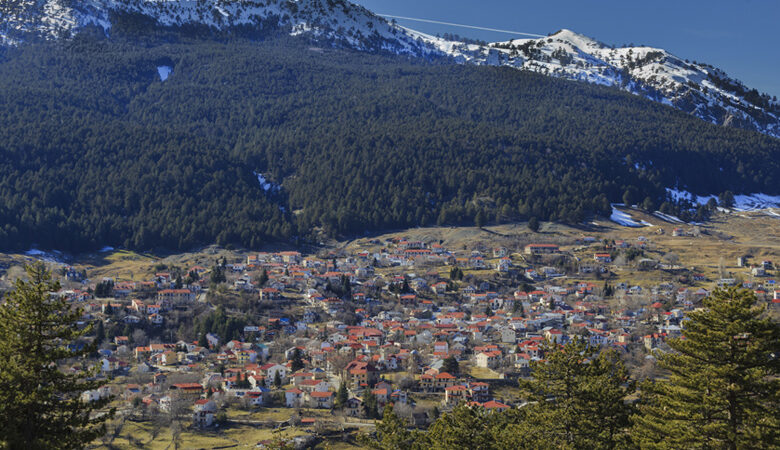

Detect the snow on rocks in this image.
[732,193,780,211]
[1,0,441,59]
[665,188,716,206]
[3,2,779,137]
[414,28,780,138]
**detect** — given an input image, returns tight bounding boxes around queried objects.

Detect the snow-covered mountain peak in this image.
[1,0,779,138]
[0,0,438,56]
[546,28,604,49]
[432,28,780,138]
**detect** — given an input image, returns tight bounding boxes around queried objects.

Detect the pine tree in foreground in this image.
[359,403,419,450]
[421,403,502,450]
[370,338,635,449]
[507,338,634,449]
[0,262,114,449]
[632,288,780,449]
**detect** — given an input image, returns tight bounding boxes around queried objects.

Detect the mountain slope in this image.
[0,35,777,252]
[415,29,780,138]
[0,0,435,56]
[2,1,779,138]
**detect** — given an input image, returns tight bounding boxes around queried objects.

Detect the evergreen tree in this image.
[94,319,105,345]
[198,331,209,349]
[210,265,226,285]
[290,348,304,372]
[363,389,379,419]
[448,267,464,281]
[360,403,417,449]
[622,188,636,206]
[514,300,525,317]
[603,281,614,297]
[475,210,486,228]
[122,324,133,341]
[442,356,459,375]
[95,280,113,298]
[641,196,656,211]
[528,217,540,232]
[335,381,348,409]
[514,338,634,449]
[0,262,114,448]
[420,403,500,450]
[632,288,780,449]
[719,190,736,208]
[186,269,199,284]
[258,269,269,286]
[341,275,352,298]
[239,372,251,389]
[274,370,282,388]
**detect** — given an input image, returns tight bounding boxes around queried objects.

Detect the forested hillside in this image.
[0,25,777,252]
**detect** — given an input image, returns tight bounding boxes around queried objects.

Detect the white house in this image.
[500,328,517,344]
[261,364,288,386]
[285,388,304,408]
[80,386,112,403]
[246,387,270,406]
[475,351,501,369]
[193,399,217,428]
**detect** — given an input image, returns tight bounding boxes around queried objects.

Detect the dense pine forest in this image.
[0,21,778,252]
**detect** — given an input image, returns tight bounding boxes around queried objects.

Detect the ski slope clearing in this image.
[610,205,651,227]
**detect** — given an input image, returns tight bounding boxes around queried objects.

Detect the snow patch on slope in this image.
[666,188,717,206]
[653,211,685,224]
[157,65,172,81]
[254,172,280,193]
[666,188,780,212]
[610,205,647,227]
[732,193,780,211]
[24,247,67,264]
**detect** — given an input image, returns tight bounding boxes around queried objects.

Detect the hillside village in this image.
[1,1,779,446]
[3,211,778,448]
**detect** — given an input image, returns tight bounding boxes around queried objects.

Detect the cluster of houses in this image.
[51,236,777,430]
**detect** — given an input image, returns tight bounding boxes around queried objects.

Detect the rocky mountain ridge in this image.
[1,0,778,138]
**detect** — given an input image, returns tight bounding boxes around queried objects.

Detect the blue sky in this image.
[352,0,780,98]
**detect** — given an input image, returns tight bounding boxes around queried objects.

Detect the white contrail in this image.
[378,14,546,38]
